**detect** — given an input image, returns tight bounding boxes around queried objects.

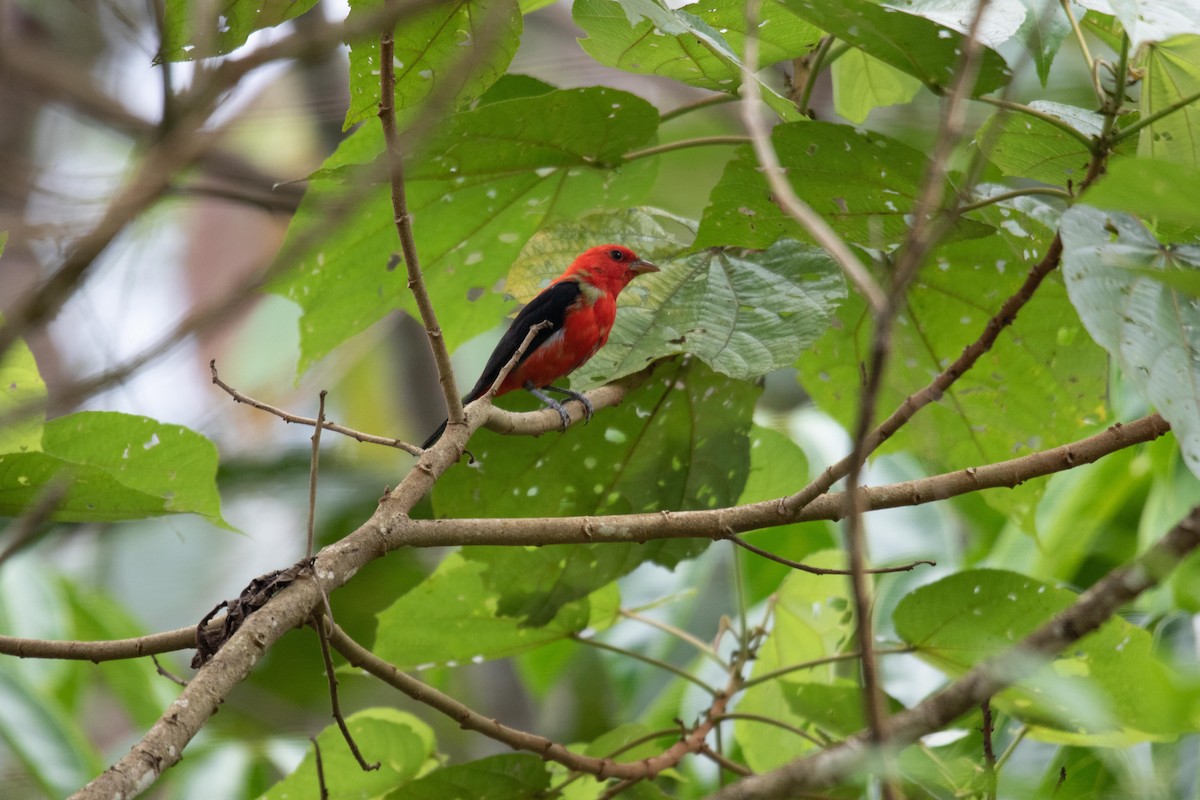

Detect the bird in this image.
[421,244,659,449]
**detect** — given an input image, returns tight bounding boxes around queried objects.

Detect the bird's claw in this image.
[554,403,572,431]
[576,395,595,424]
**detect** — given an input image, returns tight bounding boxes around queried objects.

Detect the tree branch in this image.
[708,504,1200,798]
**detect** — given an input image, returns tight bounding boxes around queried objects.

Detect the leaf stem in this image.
[623,135,751,162]
[661,93,739,122]
[973,96,1095,148]
[1113,88,1200,145]
[571,634,720,695]
[959,186,1072,213]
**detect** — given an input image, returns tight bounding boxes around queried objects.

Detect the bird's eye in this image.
[609,249,624,261]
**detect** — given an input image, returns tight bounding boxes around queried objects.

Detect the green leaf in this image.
[158,0,320,62]
[573,0,816,120]
[343,0,522,130]
[0,333,45,453]
[391,753,550,800]
[0,666,102,798]
[1014,0,1072,85]
[1076,0,1200,49]
[436,359,758,626]
[894,568,1190,742]
[512,214,846,386]
[799,197,1107,527]
[373,553,617,667]
[271,87,659,372]
[0,411,227,526]
[1081,158,1200,239]
[832,48,923,124]
[735,551,855,771]
[783,0,1011,95]
[698,121,968,248]
[976,101,1098,185]
[781,681,902,738]
[1060,205,1200,479]
[262,708,437,799]
[1138,35,1200,167]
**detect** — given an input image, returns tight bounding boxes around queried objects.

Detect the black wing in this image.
[464,279,581,402]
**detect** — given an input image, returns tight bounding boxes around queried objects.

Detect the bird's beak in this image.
[630,259,659,275]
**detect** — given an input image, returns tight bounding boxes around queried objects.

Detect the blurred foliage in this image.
[6,0,1200,798]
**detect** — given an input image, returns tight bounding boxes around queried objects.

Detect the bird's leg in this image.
[541,384,595,423]
[524,382,572,431]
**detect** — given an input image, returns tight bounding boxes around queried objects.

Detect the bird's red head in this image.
[564,245,659,295]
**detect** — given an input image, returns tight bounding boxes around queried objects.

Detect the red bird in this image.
[422,245,658,448]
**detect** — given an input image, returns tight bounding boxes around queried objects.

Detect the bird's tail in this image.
[421,419,448,450]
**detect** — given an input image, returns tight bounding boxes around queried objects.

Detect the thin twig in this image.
[980,700,997,800]
[737,0,886,314]
[311,736,329,800]
[312,608,379,772]
[210,360,422,455]
[378,30,462,428]
[306,391,328,558]
[715,713,825,747]
[661,93,738,122]
[618,609,727,670]
[959,186,1073,213]
[150,655,189,688]
[701,745,753,777]
[623,136,751,162]
[571,634,720,695]
[726,535,934,576]
[1113,87,1200,144]
[1059,0,1103,104]
[742,647,916,690]
[0,626,198,661]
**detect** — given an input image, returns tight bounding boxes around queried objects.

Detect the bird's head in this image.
[567,245,659,294]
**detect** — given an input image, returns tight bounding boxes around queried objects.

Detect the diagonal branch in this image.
[708,504,1200,799]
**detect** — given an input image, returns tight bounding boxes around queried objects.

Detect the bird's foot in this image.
[526,383,575,431]
[542,384,594,424]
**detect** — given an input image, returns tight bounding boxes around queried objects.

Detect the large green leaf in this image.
[976,101,1099,186]
[1138,35,1200,167]
[783,0,1012,95]
[393,753,550,800]
[1060,205,1200,478]
[509,211,846,386]
[343,0,522,130]
[697,121,988,249]
[1014,0,1072,85]
[373,553,618,667]
[0,333,45,454]
[158,0,320,62]
[271,87,659,371]
[435,359,758,626]
[0,412,227,526]
[573,0,815,120]
[262,708,437,799]
[798,197,1107,526]
[1080,158,1200,241]
[894,568,1191,742]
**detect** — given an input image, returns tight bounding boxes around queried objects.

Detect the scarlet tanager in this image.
[422,244,658,448]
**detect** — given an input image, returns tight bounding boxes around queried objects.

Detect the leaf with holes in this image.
[573,0,816,120]
[271,87,659,372]
[697,121,990,249]
[373,553,618,667]
[1061,205,1200,479]
[343,0,522,130]
[433,359,758,626]
[0,412,228,527]
[783,0,1011,94]
[798,195,1108,528]
[1139,35,1200,166]
[158,0,320,62]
